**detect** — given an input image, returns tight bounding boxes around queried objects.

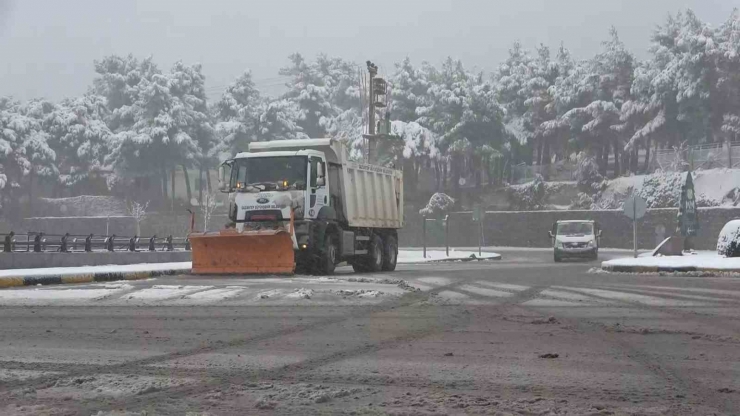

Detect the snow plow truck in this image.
[188,138,404,275]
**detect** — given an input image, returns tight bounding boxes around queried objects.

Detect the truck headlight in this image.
[588,240,595,248]
[555,241,563,249]
[294,206,304,219]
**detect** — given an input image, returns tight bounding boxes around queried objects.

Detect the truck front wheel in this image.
[381,235,398,271]
[317,236,337,275]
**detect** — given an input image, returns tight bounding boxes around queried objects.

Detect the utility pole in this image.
[363,61,389,165]
[366,61,378,164]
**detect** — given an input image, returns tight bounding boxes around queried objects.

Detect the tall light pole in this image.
[366,61,378,163]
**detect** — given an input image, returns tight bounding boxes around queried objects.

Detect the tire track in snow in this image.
[66,280,550,413]
[0,273,473,395]
[516,286,740,415]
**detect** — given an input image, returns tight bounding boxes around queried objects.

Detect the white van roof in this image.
[556,220,595,223]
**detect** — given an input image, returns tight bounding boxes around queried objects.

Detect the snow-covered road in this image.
[2,251,740,415]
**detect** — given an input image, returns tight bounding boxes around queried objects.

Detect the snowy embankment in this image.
[600,168,740,209]
[601,251,740,273]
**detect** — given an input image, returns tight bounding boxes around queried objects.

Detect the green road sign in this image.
[678,171,699,237]
[472,205,485,222]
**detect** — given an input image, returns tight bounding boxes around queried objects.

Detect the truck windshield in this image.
[557,222,593,236]
[231,156,307,190]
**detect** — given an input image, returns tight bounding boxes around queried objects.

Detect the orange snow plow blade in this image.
[189,229,295,275]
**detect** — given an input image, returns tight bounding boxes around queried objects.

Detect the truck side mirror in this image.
[317,162,324,179]
[218,161,232,193]
[548,231,554,238]
[597,230,603,237]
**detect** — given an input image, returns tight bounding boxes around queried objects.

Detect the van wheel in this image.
[366,235,384,272]
[317,236,337,275]
[381,235,398,272]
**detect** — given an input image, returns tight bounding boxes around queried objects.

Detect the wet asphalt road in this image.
[0,248,739,415]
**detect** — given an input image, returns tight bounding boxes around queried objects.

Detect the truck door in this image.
[309,156,329,219]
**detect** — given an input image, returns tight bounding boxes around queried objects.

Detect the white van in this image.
[549,220,601,262]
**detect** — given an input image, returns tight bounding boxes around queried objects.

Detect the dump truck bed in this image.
[339,161,403,229]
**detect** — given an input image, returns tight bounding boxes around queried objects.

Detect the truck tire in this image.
[317,236,337,275]
[367,235,384,272]
[381,235,398,271]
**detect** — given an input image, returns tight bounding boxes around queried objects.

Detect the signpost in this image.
[623,195,647,258]
[472,204,485,257]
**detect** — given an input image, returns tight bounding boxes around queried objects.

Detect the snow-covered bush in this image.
[634,171,718,209]
[570,192,595,210]
[506,174,548,210]
[717,220,740,257]
[574,153,606,195]
[634,171,684,208]
[419,193,455,217]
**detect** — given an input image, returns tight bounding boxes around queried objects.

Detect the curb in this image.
[601,264,736,274]
[0,269,190,289]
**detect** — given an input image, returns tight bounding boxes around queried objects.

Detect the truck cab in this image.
[549,220,601,262]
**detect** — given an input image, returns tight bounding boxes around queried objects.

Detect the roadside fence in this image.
[0,232,190,253]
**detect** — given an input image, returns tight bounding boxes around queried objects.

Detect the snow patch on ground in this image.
[563,287,704,307]
[334,289,384,298]
[398,250,500,263]
[474,281,530,291]
[603,251,740,271]
[124,285,210,301]
[414,277,452,286]
[457,284,514,298]
[244,382,368,409]
[284,288,314,299]
[33,373,194,400]
[0,262,192,279]
[180,286,244,301]
[0,286,130,303]
[540,289,603,303]
[0,369,62,382]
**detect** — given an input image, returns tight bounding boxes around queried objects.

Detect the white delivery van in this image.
[549,220,601,262]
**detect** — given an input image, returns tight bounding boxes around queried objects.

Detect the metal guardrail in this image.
[0,232,190,253]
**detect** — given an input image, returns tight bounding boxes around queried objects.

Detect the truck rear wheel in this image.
[381,235,398,271]
[367,235,384,272]
[351,235,384,273]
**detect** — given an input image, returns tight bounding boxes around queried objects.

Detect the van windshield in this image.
[557,222,593,236]
[230,156,308,191]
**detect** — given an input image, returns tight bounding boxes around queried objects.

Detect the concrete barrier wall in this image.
[0,251,191,270]
[399,207,740,250]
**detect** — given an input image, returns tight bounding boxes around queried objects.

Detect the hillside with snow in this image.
[597,169,740,209]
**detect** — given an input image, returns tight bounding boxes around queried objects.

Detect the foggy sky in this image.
[0,0,736,102]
